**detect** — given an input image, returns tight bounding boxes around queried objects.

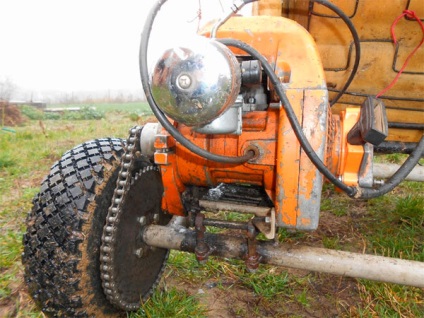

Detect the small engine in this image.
[140,14,375,231]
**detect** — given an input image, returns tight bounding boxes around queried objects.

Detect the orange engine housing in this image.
[150,16,363,230]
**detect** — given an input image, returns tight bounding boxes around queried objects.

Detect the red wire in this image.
[376,10,424,98]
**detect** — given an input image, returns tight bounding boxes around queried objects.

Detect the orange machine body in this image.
[253,0,424,143]
[153,16,363,230]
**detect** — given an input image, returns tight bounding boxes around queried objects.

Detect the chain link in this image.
[99,126,167,311]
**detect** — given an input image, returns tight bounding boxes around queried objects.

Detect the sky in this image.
[0,0,251,95]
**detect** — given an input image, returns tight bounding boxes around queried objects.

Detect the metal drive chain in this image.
[99,126,167,311]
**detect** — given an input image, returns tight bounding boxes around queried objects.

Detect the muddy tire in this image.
[22,138,127,317]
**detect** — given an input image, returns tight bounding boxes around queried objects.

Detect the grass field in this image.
[47,101,153,114]
[0,103,423,317]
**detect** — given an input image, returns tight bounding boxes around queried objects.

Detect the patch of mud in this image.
[0,268,33,318]
[0,173,45,212]
[162,276,259,318]
[160,208,367,317]
[163,264,362,317]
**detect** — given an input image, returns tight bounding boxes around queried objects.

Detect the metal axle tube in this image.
[142,224,424,288]
[374,162,424,182]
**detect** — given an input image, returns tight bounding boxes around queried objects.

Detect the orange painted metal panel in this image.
[149,13,374,230]
[153,16,332,229]
[255,0,424,142]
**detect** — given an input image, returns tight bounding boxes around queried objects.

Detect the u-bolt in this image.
[245,221,260,272]
[194,213,210,264]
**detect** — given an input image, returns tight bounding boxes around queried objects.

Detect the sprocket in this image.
[100,127,170,311]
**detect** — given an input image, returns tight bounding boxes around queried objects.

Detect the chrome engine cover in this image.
[151,37,241,127]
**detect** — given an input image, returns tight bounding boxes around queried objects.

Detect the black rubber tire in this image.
[22,138,127,317]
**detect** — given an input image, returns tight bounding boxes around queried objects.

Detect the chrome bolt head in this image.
[138,216,146,226]
[177,74,192,89]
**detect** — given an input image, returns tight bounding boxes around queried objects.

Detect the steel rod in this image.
[199,199,270,216]
[203,218,250,230]
[374,162,424,182]
[143,224,424,288]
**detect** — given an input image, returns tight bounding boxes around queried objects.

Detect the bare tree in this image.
[0,77,17,102]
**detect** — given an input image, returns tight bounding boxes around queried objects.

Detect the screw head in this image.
[153,213,159,223]
[138,216,146,226]
[177,74,192,89]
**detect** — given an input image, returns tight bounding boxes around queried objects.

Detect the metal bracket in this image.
[252,208,276,239]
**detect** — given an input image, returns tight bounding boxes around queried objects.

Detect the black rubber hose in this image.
[219,38,424,199]
[142,0,420,199]
[374,141,419,155]
[311,0,361,106]
[358,135,424,199]
[218,38,357,197]
[308,0,424,197]
[139,0,254,164]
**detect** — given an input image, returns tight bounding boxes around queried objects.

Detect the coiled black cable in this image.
[218,38,424,199]
[141,0,422,199]
[217,38,357,197]
[358,135,424,199]
[311,0,361,106]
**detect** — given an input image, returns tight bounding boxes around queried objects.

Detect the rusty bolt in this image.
[246,254,261,273]
[195,242,210,265]
[194,213,210,264]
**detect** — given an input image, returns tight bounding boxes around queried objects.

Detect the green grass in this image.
[321,182,424,317]
[238,267,290,299]
[0,104,423,317]
[277,228,307,242]
[21,105,105,120]
[0,231,23,269]
[166,182,422,317]
[18,102,151,122]
[0,151,14,169]
[48,101,151,114]
[0,105,151,316]
[275,178,423,317]
[320,194,349,216]
[362,193,423,261]
[130,287,208,318]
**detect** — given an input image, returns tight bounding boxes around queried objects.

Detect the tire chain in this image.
[99,126,166,311]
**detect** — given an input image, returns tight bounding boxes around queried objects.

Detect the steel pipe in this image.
[203,218,250,230]
[374,162,424,182]
[142,224,424,288]
[199,199,271,216]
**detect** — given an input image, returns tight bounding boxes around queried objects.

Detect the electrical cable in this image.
[217,38,357,197]
[358,135,424,198]
[358,9,424,198]
[310,0,361,106]
[218,38,424,199]
[376,10,424,98]
[141,0,422,199]
[139,0,254,164]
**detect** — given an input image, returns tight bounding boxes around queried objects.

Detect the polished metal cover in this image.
[151,37,241,126]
